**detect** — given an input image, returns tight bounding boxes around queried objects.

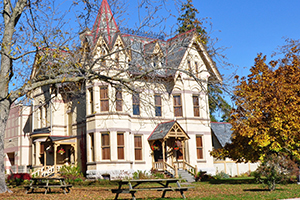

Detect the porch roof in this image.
[148,120,190,141]
[46,136,76,144]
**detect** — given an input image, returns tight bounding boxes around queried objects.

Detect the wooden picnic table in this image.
[24,177,72,194]
[111,178,192,200]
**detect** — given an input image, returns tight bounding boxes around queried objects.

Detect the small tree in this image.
[254,153,298,191]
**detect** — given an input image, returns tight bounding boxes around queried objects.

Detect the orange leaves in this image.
[214,50,300,162]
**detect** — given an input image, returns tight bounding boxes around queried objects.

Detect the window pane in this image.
[100,86,109,111]
[155,94,162,116]
[155,107,161,117]
[193,96,200,117]
[134,136,142,160]
[173,94,182,117]
[133,93,140,115]
[196,135,203,159]
[116,88,123,111]
[118,147,124,159]
[135,149,142,160]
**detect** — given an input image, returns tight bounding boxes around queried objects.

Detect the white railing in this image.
[153,162,164,170]
[164,162,176,176]
[31,165,64,177]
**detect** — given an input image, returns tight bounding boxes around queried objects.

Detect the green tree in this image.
[177,0,207,44]
[177,0,231,122]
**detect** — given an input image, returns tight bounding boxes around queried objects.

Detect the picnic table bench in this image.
[111,178,193,200]
[24,177,72,194]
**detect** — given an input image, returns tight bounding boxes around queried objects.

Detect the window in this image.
[39,107,43,127]
[89,133,95,161]
[196,135,203,159]
[117,132,124,159]
[155,94,162,116]
[187,60,191,71]
[133,93,140,115]
[134,135,142,160]
[44,105,48,126]
[100,86,109,111]
[116,88,123,111]
[195,61,199,77]
[68,112,73,136]
[193,95,200,117]
[173,94,182,117]
[89,88,94,114]
[101,133,110,160]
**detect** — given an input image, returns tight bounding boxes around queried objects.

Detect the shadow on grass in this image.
[243,188,285,192]
[209,177,256,184]
[243,188,270,192]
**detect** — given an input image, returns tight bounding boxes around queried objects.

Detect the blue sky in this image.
[122,0,300,84]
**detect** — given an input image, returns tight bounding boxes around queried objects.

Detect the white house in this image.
[5,0,225,180]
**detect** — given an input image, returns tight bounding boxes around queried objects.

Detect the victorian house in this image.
[5,0,223,179]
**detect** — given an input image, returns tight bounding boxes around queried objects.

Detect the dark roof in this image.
[32,127,51,135]
[47,136,75,142]
[148,121,176,141]
[211,122,233,147]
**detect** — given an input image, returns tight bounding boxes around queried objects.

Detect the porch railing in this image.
[153,162,177,177]
[153,160,197,177]
[173,161,197,176]
[31,165,64,177]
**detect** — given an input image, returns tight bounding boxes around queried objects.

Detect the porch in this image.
[32,136,77,177]
[148,121,197,179]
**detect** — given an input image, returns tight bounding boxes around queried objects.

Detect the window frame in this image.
[132,93,140,115]
[89,88,94,114]
[154,94,162,117]
[173,94,182,117]
[193,95,200,117]
[117,132,125,160]
[101,132,110,160]
[116,87,123,111]
[134,135,143,161]
[100,86,109,112]
[196,135,204,159]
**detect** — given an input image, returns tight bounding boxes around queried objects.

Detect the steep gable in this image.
[92,0,119,45]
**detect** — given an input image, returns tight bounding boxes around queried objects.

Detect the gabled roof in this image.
[92,0,119,44]
[148,120,190,141]
[211,122,233,147]
[86,0,222,82]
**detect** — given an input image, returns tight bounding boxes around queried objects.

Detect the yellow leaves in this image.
[61,77,66,83]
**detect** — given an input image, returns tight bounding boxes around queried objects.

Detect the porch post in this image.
[182,140,186,170]
[54,144,58,173]
[162,140,165,171]
[71,144,77,165]
[44,149,47,168]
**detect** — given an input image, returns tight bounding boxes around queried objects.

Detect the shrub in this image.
[133,170,151,179]
[255,153,299,191]
[150,169,165,179]
[214,171,230,179]
[6,173,31,186]
[59,165,85,184]
[195,170,207,182]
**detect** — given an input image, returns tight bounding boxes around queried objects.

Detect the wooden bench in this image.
[111,179,193,199]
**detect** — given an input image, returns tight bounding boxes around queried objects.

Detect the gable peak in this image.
[92,0,119,44]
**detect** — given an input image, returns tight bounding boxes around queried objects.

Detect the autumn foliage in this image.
[211,46,300,163]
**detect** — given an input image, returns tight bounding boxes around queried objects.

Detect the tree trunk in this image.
[0,99,12,193]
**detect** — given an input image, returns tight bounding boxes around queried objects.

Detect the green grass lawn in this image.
[2,179,300,200]
[185,181,300,200]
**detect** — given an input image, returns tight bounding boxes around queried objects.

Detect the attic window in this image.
[188,60,192,72]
